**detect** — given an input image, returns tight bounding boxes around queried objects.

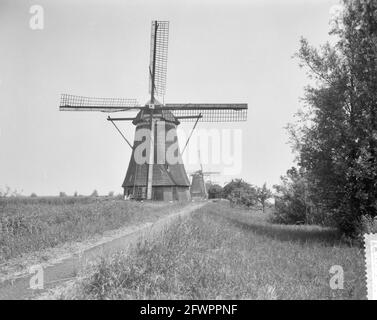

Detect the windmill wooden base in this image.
[122,108,191,201]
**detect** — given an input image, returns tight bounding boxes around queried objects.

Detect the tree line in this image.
[279,0,377,237]
[207,180,272,213]
[214,1,377,238]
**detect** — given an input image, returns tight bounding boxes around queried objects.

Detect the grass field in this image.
[63,201,366,300]
[0,196,185,262]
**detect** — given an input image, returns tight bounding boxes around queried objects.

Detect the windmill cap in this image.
[132,108,180,125]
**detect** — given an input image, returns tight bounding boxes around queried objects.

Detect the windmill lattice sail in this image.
[165,103,248,122]
[149,21,169,98]
[60,94,141,112]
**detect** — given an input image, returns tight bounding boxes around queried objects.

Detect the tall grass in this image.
[0,197,185,262]
[65,203,366,300]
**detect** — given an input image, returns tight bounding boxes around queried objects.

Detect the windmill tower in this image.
[59,20,248,201]
[189,150,220,199]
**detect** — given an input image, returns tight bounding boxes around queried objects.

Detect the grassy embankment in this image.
[64,201,366,300]
[0,196,186,262]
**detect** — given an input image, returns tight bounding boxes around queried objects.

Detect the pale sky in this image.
[0,0,339,196]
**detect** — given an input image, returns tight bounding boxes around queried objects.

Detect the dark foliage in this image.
[286,0,377,236]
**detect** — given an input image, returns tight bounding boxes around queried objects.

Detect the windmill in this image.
[189,150,220,200]
[59,20,248,201]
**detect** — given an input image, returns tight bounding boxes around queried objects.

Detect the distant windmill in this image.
[59,20,247,201]
[189,150,220,200]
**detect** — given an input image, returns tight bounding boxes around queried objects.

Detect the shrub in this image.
[206,182,222,199]
[272,168,330,225]
[256,183,272,213]
[222,179,250,199]
[354,215,377,241]
[115,194,124,200]
[228,187,257,208]
[0,186,22,198]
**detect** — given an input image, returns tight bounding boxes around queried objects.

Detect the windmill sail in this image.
[59,94,141,112]
[149,21,169,98]
[202,171,221,175]
[164,103,248,122]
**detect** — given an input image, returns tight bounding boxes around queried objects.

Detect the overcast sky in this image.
[0,0,339,196]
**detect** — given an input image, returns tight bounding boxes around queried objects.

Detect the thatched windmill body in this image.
[60,21,247,201]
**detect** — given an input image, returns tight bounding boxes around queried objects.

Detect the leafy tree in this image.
[30,193,37,198]
[230,187,257,208]
[273,168,311,224]
[0,186,22,198]
[290,0,377,236]
[222,179,252,198]
[91,190,99,197]
[223,179,257,208]
[59,192,67,197]
[205,181,223,199]
[256,183,272,212]
[0,186,11,198]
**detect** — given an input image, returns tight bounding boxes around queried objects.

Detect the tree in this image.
[108,191,115,197]
[222,179,252,198]
[91,190,99,197]
[223,179,257,208]
[30,193,37,198]
[59,192,67,197]
[273,168,311,224]
[205,181,223,199]
[0,186,11,198]
[291,0,377,236]
[256,183,272,212]
[0,186,22,197]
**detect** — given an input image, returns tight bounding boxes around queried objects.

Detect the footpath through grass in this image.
[64,201,366,300]
[0,197,186,262]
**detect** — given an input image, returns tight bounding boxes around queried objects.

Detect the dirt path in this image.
[0,201,206,300]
